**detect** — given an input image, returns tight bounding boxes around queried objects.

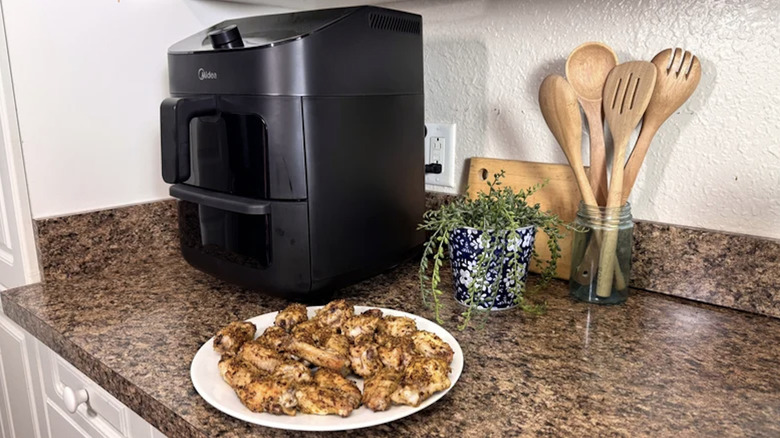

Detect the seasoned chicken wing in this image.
[238,341,285,373]
[349,339,383,378]
[291,319,323,343]
[362,368,401,412]
[275,303,308,332]
[313,299,354,331]
[213,321,256,357]
[411,330,454,364]
[283,338,351,375]
[391,357,451,407]
[255,326,289,351]
[313,368,361,409]
[294,384,355,417]
[218,356,266,389]
[362,308,383,318]
[272,360,312,384]
[319,330,350,357]
[378,336,417,372]
[378,316,417,338]
[237,377,298,415]
[342,312,382,342]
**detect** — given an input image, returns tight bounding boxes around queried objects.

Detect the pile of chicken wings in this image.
[213,300,454,417]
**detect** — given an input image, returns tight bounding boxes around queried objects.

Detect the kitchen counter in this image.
[3,203,780,437]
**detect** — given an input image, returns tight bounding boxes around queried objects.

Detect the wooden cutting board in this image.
[466,158,585,280]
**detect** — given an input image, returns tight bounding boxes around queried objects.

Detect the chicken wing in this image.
[283,338,351,375]
[218,356,266,389]
[313,299,354,331]
[390,357,451,407]
[255,326,289,351]
[213,321,256,357]
[362,308,383,318]
[378,315,417,338]
[291,319,323,344]
[312,368,361,409]
[319,330,350,357]
[238,341,285,373]
[237,377,298,416]
[362,368,401,412]
[349,338,383,378]
[377,335,417,372]
[411,330,454,364]
[272,360,312,384]
[294,384,355,417]
[274,303,308,332]
[342,312,382,342]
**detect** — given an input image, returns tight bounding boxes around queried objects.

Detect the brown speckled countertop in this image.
[3,202,780,437]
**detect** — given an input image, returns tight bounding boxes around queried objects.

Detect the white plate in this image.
[191,306,464,432]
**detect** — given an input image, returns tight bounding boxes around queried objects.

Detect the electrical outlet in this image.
[424,123,456,188]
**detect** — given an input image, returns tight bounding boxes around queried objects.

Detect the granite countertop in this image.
[3,203,780,437]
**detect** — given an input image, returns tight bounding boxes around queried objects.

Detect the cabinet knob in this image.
[62,386,89,413]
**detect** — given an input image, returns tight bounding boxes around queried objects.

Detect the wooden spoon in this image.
[621,48,702,204]
[565,42,618,207]
[538,75,598,207]
[595,61,656,298]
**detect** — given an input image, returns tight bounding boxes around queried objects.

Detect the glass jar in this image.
[569,202,633,304]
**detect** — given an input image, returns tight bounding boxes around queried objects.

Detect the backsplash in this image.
[35,201,178,281]
[34,197,780,319]
[632,221,780,318]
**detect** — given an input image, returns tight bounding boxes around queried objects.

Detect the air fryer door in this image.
[161,95,313,296]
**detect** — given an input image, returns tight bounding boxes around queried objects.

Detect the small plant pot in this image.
[449,225,536,310]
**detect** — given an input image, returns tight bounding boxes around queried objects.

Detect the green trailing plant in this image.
[419,170,570,329]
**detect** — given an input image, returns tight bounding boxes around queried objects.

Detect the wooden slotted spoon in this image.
[621,48,702,204]
[595,61,656,298]
[565,42,618,206]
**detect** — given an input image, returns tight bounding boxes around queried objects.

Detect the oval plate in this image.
[191,306,464,432]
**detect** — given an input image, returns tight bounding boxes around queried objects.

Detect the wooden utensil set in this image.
[540,44,702,298]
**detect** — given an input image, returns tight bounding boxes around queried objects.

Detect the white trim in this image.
[0,0,39,287]
[30,338,51,438]
[0,348,14,438]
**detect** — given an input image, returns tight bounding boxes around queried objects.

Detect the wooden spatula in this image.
[595,61,656,298]
[538,75,598,207]
[621,48,702,204]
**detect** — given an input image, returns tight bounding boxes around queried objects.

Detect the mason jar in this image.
[569,202,633,304]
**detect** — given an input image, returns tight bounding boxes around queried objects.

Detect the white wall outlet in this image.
[424,123,456,188]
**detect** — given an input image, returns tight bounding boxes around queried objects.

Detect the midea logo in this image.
[197,68,217,80]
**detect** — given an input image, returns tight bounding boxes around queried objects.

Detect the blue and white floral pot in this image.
[449,225,536,310]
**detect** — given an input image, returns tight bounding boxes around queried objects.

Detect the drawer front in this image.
[37,341,165,438]
[45,400,91,438]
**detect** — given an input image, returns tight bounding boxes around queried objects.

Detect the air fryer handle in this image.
[160,96,218,183]
[170,184,271,215]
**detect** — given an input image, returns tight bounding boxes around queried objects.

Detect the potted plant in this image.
[419,171,568,329]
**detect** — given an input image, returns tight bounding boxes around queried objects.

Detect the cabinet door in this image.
[0,313,45,438]
[36,339,166,438]
[44,401,90,438]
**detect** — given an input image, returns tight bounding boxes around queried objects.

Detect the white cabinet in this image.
[0,313,45,438]
[0,311,165,438]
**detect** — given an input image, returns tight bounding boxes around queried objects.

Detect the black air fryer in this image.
[160,7,425,300]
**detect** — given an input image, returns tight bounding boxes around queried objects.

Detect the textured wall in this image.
[392,0,780,239]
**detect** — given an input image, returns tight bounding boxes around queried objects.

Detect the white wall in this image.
[3,0,291,219]
[397,0,779,239]
[6,0,780,239]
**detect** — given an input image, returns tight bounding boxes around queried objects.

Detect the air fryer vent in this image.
[369,13,421,34]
